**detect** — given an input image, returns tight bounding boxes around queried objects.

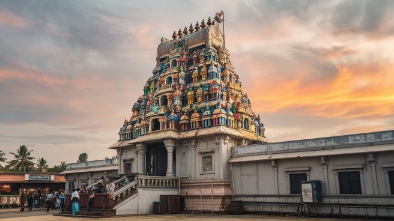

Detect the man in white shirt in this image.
[107,180,115,196]
[71,188,80,216]
[45,192,53,213]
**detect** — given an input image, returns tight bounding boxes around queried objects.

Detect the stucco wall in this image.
[232,151,394,197]
[115,187,178,215]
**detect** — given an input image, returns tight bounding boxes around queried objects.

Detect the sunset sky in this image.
[1,0,393,166]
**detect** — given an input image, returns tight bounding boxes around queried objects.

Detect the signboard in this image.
[301,182,313,203]
[25,174,54,181]
[0,184,11,192]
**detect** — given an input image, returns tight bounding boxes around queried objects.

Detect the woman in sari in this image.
[71,188,80,216]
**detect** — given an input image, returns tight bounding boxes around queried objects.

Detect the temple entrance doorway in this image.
[146,142,176,176]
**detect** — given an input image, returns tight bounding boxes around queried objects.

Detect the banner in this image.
[0,184,11,192]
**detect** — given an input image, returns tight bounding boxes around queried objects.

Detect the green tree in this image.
[8,145,35,172]
[48,161,67,173]
[36,157,48,172]
[78,153,88,163]
[0,150,6,172]
[0,150,6,163]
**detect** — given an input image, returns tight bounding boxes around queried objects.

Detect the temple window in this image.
[202,155,214,173]
[204,94,209,101]
[171,60,177,68]
[244,119,249,130]
[151,119,160,131]
[124,161,132,174]
[166,76,173,85]
[161,95,168,106]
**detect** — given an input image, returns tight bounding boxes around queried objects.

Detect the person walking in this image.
[51,191,57,210]
[45,191,52,213]
[100,176,108,194]
[27,191,34,211]
[87,192,95,212]
[20,193,25,212]
[58,190,65,211]
[71,188,80,216]
[108,180,115,196]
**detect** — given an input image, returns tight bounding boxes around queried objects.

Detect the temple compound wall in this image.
[230,130,394,218]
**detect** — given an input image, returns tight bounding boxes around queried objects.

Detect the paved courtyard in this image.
[0,208,363,221]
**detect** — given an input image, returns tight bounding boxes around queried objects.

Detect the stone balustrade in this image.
[138,176,179,188]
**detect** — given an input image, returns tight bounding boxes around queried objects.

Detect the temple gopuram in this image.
[109,13,267,214]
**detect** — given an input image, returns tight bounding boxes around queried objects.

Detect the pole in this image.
[222,11,225,49]
[178,176,181,195]
[211,181,214,214]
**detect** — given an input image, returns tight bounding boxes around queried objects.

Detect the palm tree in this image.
[0,150,6,162]
[8,145,35,172]
[36,158,48,172]
[0,150,6,172]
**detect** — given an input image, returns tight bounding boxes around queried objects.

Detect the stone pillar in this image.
[271,160,278,194]
[75,173,79,190]
[215,136,222,179]
[190,139,197,179]
[367,153,379,194]
[88,172,93,186]
[117,148,123,174]
[136,143,147,175]
[320,156,329,195]
[164,139,175,177]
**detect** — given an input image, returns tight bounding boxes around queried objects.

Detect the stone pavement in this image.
[0,208,361,221]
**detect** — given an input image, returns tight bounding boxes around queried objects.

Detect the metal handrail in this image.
[86,179,102,190]
[112,180,137,200]
[113,176,127,185]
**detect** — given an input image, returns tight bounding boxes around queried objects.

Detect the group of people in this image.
[71,177,115,216]
[44,190,65,212]
[20,190,65,212]
[19,177,115,216]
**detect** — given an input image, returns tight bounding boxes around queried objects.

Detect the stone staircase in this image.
[60,175,180,216]
[59,175,138,217]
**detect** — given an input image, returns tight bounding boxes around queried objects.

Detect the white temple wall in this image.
[377,152,394,195]
[232,151,394,198]
[119,146,137,174]
[257,161,275,194]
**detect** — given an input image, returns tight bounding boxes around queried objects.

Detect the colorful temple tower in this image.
[110,14,267,211]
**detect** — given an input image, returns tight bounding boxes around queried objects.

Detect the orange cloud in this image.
[0,69,66,85]
[0,10,27,28]
[247,62,394,119]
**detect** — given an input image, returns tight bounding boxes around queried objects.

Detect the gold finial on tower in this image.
[183,26,188,35]
[177,28,183,38]
[172,31,177,39]
[195,21,200,31]
[201,19,206,28]
[189,23,194,33]
[207,17,212,25]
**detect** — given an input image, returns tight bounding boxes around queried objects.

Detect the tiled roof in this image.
[0,174,24,182]
[54,175,66,182]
